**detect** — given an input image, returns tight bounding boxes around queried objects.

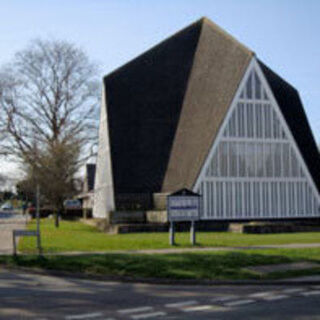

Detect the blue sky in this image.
[0,0,319,176]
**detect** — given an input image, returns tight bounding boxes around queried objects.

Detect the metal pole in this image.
[36,184,42,255]
[190,220,196,245]
[12,232,17,256]
[169,221,175,246]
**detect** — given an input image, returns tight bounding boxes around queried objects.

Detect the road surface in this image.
[0,211,27,254]
[0,269,320,319]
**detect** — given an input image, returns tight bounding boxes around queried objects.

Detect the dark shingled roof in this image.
[259,61,320,193]
[104,20,202,194]
[86,164,96,192]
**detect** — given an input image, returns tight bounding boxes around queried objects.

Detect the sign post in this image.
[12,184,42,256]
[12,230,39,256]
[167,189,201,246]
[169,221,175,246]
[190,220,196,245]
[36,184,42,255]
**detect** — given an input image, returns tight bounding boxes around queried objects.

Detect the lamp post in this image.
[36,184,42,255]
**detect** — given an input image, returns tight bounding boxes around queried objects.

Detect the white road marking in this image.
[182,305,213,312]
[225,299,255,307]
[211,295,239,302]
[249,291,275,298]
[165,300,198,308]
[118,307,153,314]
[130,312,166,319]
[65,312,103,320]
[282,288,305,294]
[300,290,320,296]
[262,295,288,301]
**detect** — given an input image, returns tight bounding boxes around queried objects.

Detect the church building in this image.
[93,17,320,221]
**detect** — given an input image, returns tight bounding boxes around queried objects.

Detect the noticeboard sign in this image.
[167,189,201,222]
[12,229,40,256]
[13,230,38,237]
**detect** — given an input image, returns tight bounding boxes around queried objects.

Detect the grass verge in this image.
[1,249,320,281]
[19,219,320,253]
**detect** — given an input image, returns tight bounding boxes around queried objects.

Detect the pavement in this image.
[38,242,320,257]
[1,268,320,319]
[247,262,320,274]
[0,211,28,255]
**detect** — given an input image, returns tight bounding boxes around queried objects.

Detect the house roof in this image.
[259,61,320,193]
[103,17,319,195]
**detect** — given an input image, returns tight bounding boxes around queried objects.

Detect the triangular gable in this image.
[162,18,253,192]
[194,58,319,219]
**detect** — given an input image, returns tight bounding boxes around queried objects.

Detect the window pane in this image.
[246,73,252,99]
[254,71,261,99]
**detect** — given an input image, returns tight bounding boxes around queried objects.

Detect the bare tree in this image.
[0,80,9,156]
[0,39,99,227]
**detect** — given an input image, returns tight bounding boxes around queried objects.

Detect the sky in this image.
[0,0,319,179]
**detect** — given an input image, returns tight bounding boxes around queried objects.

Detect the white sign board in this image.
[12,229,40,256]
[13,230,38,237]
[167,196,200,222]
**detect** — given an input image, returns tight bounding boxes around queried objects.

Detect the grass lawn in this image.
[19,219,320,254]
[1,249,320,280]
[8,219,320,280]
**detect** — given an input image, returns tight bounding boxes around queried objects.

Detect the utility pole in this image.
[36,184,42,255]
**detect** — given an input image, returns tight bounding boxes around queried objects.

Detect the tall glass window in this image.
[200,67,319,220]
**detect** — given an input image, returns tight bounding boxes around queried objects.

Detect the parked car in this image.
[1,202,13,211]
[64,199,82,210]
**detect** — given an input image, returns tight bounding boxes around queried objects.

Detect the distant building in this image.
[93,17,320,221]
[78,164,96,217]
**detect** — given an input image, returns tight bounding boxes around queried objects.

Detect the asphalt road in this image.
[1,269,320,320]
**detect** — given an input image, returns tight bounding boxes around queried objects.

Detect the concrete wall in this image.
[110,211,146,224]
[153,193,169,210]
[93,85,115,219]
[146,210,168,223]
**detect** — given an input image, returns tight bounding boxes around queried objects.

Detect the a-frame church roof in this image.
[103,17,320,195]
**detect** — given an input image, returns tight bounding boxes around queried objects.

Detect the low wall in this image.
[229,220,320,234]
[110,211,146,224]
[146,210,168,223]
[243,223,320,234]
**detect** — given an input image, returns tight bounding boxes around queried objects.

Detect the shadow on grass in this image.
[0,250,309,281]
